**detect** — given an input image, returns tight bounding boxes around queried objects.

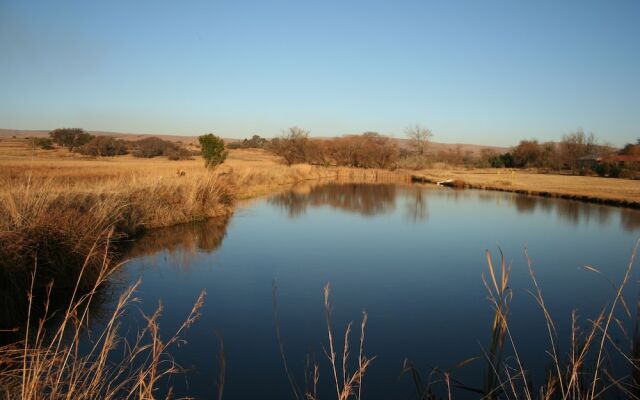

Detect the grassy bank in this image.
[0,171,234,328]
[412,167,640,208]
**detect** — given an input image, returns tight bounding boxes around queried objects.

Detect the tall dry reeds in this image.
[0,171,234,329]
[0,169,235,234]
[3,235,640,399]
[0,236,206,399]
[272,281,373,400]
[404,244,640,400]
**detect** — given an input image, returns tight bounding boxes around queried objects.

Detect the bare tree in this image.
[405,124,433,157]
[559,129,597,171]
[269,126,324,165]
[513,140,542,168]
[322,132,399,169]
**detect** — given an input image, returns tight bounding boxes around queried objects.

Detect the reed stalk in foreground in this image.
[0,234,207,400]
[272,281,373,400]
[404,242,640,400]
[3,231,640,399]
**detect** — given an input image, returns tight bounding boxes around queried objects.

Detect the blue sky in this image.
[1,0,638,146]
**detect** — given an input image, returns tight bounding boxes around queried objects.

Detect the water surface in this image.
[114,183,640,399]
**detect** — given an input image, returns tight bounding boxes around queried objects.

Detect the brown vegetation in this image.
[0,141,408,327]
[0,245,208,399]
[0,150,235,328]
[268,128,400,169]
[403,245,640,399]
[79,136,129,157]
[273,282,372,400]
[321,133,399,169]
[268,127,325,165]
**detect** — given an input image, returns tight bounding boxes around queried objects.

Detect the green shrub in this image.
[592,162,621,178]
[198,133,228,168]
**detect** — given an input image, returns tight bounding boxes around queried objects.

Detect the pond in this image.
[111,183,640,399]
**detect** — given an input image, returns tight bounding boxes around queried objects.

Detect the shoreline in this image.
[2,147,639,267]
[411,174,640,209]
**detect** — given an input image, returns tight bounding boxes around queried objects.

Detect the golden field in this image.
[3,137,639,206]
[0,139,406,200]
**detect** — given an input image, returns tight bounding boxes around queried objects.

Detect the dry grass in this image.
[272,281,372,400]
[0,141,408,330]
[2,232,640,399]
[404,244,640,400]
[0,139,407,200]
[0,236,206,399]
[0,147,235,329]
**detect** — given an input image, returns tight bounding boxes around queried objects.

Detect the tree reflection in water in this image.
[621,208,640,232]
[125,215,231,269]
[268,183,640,231]
[401,186,429,223]
[122,184,640,270]
[268,183,398,218]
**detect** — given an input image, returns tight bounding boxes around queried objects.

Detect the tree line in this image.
[39,128,196,160]
[268,127,401,169]
[34,126,639,177]
[35,128,229,169]
[262,126,638,178]
[482,130,640,177]
[483,129,601,170]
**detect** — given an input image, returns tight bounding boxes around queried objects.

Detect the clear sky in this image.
[1,0,638,146]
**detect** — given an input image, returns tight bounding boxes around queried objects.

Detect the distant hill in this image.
[0,128,508,155]
[0,128,210,145]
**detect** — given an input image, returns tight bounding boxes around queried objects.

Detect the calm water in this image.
[108,183,640,399]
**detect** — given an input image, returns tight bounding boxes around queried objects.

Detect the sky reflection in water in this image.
[118,184,640,399]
